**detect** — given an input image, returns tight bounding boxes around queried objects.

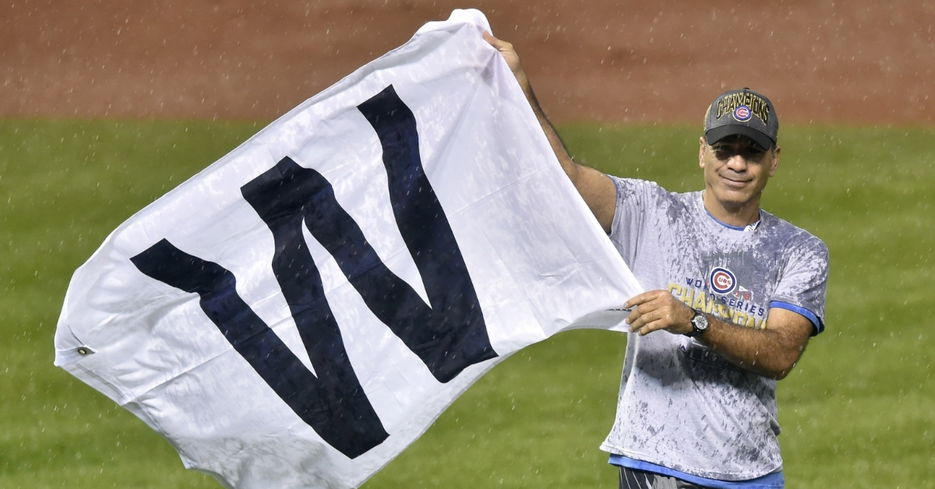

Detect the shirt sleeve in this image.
[609,177,669,266]
[770,234,829,335]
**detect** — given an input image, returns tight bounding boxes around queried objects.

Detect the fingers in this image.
[625,290,692,336]
[624,290,665,309]
[627,306,671,336]
[482,31,510,50]
[483,31,518,60]
[481,31,529,89]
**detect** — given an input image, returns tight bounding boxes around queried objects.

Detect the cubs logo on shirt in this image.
[709,267,737,295]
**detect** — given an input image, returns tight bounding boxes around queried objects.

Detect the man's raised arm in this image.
[484,32,617,233]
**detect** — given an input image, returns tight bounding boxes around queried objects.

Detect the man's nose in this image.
[725,154,749,171]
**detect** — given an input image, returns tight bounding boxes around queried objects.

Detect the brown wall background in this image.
[2,1,932,124]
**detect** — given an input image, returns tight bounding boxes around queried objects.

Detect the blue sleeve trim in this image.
[769,300,824,336]
[608,455,784,489]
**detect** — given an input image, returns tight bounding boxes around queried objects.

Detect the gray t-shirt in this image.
[599,177,829,481]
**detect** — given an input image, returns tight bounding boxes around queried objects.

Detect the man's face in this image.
[698,135,780,212]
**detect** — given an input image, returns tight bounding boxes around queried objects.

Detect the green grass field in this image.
[1,119,932,488]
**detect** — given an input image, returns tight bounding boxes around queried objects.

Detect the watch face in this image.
[692,312,708,331]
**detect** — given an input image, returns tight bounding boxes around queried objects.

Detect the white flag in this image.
[54,9,642,489]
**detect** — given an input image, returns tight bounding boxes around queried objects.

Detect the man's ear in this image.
[768,146,781,176]
[698,137,707,169]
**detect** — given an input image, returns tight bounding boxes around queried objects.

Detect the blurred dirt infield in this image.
[2,1,932,124]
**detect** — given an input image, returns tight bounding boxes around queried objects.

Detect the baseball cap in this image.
[703,88,779,150]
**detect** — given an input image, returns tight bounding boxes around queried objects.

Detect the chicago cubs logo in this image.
[709,267,737,295]
[732,105,753,122]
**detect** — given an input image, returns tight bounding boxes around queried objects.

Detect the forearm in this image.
[485,31,616,230]
[697,314,807,380]
[626,291,813,380]
[485,33,583,185]
[521,83,581,183]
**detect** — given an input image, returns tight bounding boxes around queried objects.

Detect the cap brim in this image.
[705,125,774,150]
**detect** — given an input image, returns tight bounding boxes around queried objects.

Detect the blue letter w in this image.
[130,85,497,458]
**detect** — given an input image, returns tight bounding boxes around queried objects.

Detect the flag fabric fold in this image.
[54,9,642,489]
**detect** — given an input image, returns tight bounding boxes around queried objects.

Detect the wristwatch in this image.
[686,309,709,337]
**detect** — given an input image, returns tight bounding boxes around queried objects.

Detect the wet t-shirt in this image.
[600,177,828,481]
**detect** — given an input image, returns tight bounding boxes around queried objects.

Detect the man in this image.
[484,33,829,489]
